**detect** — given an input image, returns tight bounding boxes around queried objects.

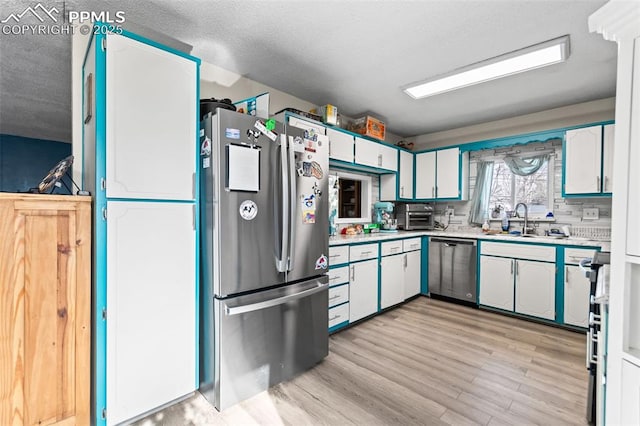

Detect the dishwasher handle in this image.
[430,238,477,246]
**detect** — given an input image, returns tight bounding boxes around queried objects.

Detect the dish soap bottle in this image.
[482,219,490,232]
[501,211,510,232]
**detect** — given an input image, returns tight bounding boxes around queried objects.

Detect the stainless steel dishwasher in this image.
[428,237,477,303]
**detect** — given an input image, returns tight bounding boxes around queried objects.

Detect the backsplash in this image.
[434,140,612,238]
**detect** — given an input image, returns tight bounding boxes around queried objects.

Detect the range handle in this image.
[225,281,328,316]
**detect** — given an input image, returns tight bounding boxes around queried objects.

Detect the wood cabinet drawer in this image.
[329,284,349,307]
[328,266,349,287]
[480,241,555,262]
[381,240,403,256]
[403,238,422,252]
[329,245,349,265]
[349,243,379,261]
[565,248,598,265]
[329,303,349,328]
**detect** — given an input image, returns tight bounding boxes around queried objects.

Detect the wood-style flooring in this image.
[135,297,589,425]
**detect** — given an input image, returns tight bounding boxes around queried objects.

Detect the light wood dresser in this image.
[0,193,91,425]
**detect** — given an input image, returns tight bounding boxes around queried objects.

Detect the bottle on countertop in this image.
[501,211,510,232]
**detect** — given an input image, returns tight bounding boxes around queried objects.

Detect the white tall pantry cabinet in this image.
[82,29,200,426]
[589,2,640,425]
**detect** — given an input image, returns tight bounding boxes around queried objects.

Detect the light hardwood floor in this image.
[135,297,589,425]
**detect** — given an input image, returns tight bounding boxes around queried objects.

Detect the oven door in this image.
[407,212,433,229]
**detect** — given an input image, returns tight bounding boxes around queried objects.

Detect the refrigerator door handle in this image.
[224,281,328,316]
[276,134,289,272]
[287,135,297,271]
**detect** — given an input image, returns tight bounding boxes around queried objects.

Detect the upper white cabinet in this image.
[399,150,414,199]
[415,151,436,199]
[327,127,354,163]
[379,149,414,201]
[354,136,397,171]
[106,35,197,201]
[415,147,468,200]
[564,124,614,196]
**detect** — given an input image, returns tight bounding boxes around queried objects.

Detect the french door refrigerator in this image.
[200,108,329,410]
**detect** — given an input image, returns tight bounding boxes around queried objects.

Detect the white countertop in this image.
[330,230,609,250]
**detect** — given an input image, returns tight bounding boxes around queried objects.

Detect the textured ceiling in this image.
[0,0,617,143]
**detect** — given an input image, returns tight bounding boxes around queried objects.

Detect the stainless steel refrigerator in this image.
[199,108,329,410]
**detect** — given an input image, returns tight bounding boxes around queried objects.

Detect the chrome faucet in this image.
[514,202,529,235]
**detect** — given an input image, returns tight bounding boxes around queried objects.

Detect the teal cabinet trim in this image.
[329,321,349,333]
[329,159,395,175]
[421,237,429,295]
[329,261,350,268]
[556,247,565,324]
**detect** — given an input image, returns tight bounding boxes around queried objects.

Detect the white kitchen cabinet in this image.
[404,250,421,299]
[564,265,590,327]
[436,147,461,199]
[480,243,556,321]
[602,123,615,193]
[415,147,467,200]
[415,151,436,199]
[515,260,555,320]
[327,127,354,163]
[379,149,414,201]
[399,150,414,199]
[354,136,398,171]
[381,254,405,309]
[349,259,379,322]
[564,124,615,195]
[620,360,640,425]
[479,256,514,311]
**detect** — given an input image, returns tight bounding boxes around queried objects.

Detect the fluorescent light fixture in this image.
[403,35,570,99]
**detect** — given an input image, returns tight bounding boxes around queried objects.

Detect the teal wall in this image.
[0,134,72,193]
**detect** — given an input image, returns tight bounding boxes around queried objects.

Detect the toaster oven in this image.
[397,203,434,230]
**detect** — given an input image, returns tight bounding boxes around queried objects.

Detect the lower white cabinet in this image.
[564,265,590,327]
[349,259,379,322]
[515,260,555,320]
[381,254,404,309]
[404,250,421,299]
[329,303,349,329]
[479,250,556,321]
[479,256,514,311]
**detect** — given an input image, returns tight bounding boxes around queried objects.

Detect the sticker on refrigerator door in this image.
[310,161,323,179]
[315,254,328,270]
[302,210,316,224]
[302,194,316,209]
[239,200,258,220]
[201,137,211,156]
[292,136,305,153]
[202,157,210,169]
[225,128,240,139]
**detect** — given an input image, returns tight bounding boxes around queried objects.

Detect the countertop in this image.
[329,230,609,250]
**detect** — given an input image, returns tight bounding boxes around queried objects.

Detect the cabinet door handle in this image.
[597,176,601,192]
[404,254,408,268]
[436,186,438,198]
[565,266,569,284]
[511,259,514,275]
[378,154,382,166]
[401,186,404,197]
[515,260,519,276]
[350,265,355,281]
[329,314,340,321]
[604,176,609,192]
[432,187,435,198]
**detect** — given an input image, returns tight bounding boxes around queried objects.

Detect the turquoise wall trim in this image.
[93,30,107,426]
[413,120,614,154]
[556,247,565,324]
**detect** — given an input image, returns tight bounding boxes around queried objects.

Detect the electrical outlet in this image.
[583,207,599,220]
[445,207,455,217]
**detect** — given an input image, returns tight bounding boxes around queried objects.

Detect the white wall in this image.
[407,97,615,150]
